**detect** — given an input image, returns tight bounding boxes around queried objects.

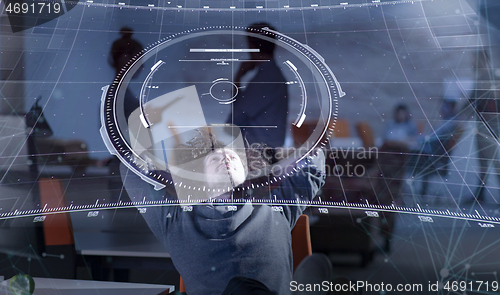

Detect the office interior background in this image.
[1,0,500,294]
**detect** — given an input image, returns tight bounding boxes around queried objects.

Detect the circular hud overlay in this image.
[2,23,500,225]
[100,25,343,197]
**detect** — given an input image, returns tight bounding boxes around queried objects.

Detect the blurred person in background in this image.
[383,103,419,149]
[227,22,288,150]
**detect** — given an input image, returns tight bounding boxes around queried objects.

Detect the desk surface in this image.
[74,231,170,258]
[71,208,170,258]
[0,277,174,295]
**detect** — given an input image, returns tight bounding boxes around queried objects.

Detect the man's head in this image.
[171,130,249,190]
[246,22,277,59]
[204,148,247,187]
[394,104,410,123]
[170,129,271,198]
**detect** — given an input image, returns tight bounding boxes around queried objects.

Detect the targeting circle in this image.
[209,79,238,104]
[100,25,344,192]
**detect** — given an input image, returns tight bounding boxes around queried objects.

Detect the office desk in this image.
[0,277,174,295]
[70,209,176,281]
[74,230,176,279]
[71,208,170,257]
[74,231,170,258]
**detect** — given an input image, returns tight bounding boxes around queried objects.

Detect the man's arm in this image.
[270,150,326,228]
[120,164,177,243]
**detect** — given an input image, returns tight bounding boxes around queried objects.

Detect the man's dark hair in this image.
[246,22,277,55]
[395,103,409,113]
[394,103,411,123]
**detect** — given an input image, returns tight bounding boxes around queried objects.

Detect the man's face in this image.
[395,109,409,123]
[204,148,247,187]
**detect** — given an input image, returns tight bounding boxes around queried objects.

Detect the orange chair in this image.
[291,214,313,272]
[417,121,425,135]
[292,121,315,146]
[355,122,375,148]
[332,119,350,138]
[39,178,74,247]
[293,119,351,147]
[38,178,76,279]
[179,276,187,293]
[179,214,312,293]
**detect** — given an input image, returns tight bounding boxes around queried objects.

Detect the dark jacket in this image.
[120,152,325,295]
